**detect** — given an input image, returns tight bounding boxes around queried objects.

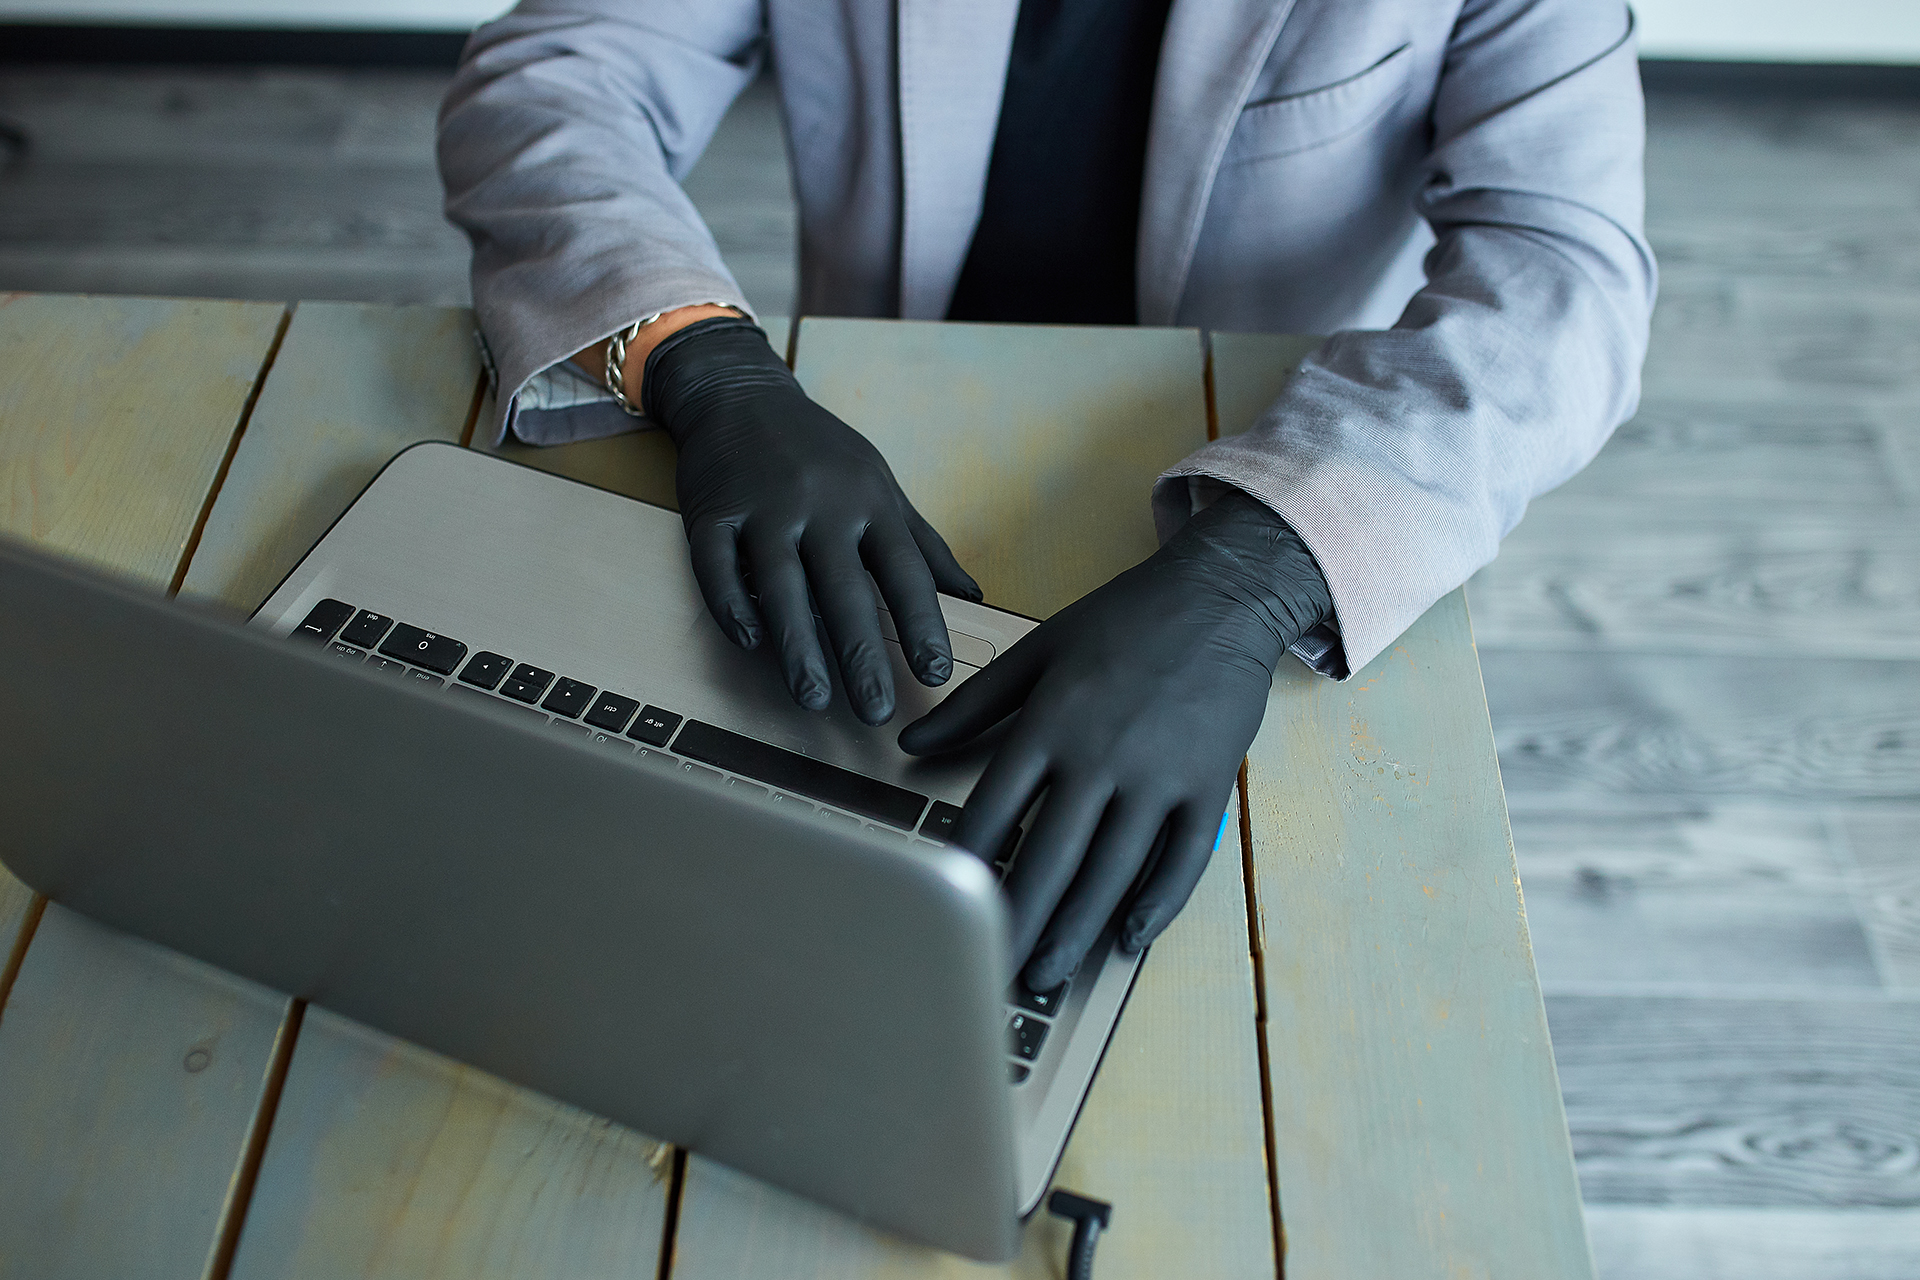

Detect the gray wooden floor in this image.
[2,65,1917,1278]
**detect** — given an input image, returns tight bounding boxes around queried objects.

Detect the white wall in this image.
[1635,0,1920,63]
[2,0,1919,61]
[0,0,510,29]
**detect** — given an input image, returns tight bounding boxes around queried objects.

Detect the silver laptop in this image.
[0,441,1144,1261]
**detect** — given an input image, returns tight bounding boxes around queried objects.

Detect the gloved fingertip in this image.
[1119,914,1156,955]
[728,618,760,649]
[915,650,953,686]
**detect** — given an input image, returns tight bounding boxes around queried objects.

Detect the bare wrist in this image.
[570,304,744,416]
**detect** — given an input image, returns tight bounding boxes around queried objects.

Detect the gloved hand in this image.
[642,317,982,725]
[898,491,1332,991]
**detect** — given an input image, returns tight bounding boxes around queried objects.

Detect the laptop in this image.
[0,441,1147,1261]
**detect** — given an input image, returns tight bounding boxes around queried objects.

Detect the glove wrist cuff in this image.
[1169,492,1334,662]
[641,317,792,445]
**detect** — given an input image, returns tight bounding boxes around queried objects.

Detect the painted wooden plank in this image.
[0,292,289,1280]
[785,317,1216,619]
[1481,650,1920,802]
[178,300,482,613]
[1841,805,1920,990]
[0,291,283,583]
[667,318,1274,1278]
[1509,804,1880,989]
[1584,1206,1920,1280]
[671,783,1270,1278]
[225,1008,673,1280]
[0,907,288,1280]
[1550,992,1920,1207]
[1471,502,1920,661]
[1207,330,1322,438]
[1214,328,1589,1275]
[483,316,789,509]
[1243,590,1593,1279]
[201,304,674,1276]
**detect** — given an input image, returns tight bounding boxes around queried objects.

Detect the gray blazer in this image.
[439,0,1654,677]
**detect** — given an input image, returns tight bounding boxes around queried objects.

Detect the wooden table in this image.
[0,294,1592,1279]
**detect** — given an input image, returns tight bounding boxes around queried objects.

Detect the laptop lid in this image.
[0,536,1024,1261]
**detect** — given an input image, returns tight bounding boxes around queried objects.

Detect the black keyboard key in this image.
[379,623,467,675]
[1012,980,1069,1018]
[626,705,682,747]
[499,664,554,704]
[1008,1013,1049,1062]
[919,801,964,842]
[366,656,410,678]
[1009,1063,1031,1085]
[584,691,640,732]
[459,651,513,691]
[326,641,366,662]
[448,683,547,723]
[293,598,354,644]
[542,677,595,718]
[405,669,444,689]
[339,609,394,649]
[672,720,930,829]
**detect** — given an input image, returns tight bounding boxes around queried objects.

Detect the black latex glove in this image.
[898,491,1332,991]
[643,317,982,725]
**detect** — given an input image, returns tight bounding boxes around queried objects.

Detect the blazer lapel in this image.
[896,0,1021,319]
[1138,0,1300,325]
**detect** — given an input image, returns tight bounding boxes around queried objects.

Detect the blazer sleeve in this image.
[1151,0,1656,678]
[438,0,768,445]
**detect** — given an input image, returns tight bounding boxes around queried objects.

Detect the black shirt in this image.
[945,0,1177,325]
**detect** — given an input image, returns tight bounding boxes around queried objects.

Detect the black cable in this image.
[1047,1189,1112,1280]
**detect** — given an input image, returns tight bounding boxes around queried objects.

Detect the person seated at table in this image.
[437,0,1653,993]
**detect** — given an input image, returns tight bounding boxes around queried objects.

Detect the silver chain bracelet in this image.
[603,304,746,417]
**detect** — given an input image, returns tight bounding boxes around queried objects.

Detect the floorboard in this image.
[1550,993,1920,1208]
[1585,1206,1920,1280]
[1839,805,1920,990]
[1482,649,1920,802]
[1512,805,1880,989]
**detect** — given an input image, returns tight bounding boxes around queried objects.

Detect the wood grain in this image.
[0,292,284,583]
[0,908,289,1280]
[1509,804,1880,989]
[484,316,790,510]
[178,300,483,613]
[1547,398,1916,509]
[1585,1205,1920,1280]
[670,783,1272,1279]
[1551,993,1920,1208]
[1840,805,1920,990]
[1482,650,1920,802]
[666,319,1276,1278]
[226,1008,673,1280]
[1471,502,1920,660]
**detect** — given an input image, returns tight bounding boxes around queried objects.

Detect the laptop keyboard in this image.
[290,597,1069,1084]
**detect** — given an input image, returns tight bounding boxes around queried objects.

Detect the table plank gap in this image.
[1234,761,1286,1276]
[202,1000,309,1280]
[0,893,48,1028]
[168,302,295,599]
